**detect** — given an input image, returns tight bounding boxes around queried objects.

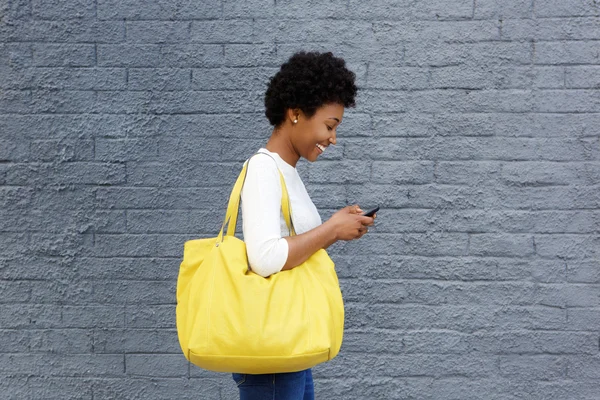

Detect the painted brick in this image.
[2,1,599,398]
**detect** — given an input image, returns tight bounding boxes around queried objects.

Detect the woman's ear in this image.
[286,108,299,124]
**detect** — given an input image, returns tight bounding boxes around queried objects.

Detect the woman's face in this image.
[292,102,344,162]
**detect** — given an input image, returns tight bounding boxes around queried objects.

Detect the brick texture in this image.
[1,0,599,399]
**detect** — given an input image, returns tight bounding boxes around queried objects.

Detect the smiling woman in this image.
[231,50,375,400]
[263,51,358,165]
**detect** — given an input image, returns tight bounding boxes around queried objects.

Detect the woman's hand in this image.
[328,204,375,241]
[282,205,376,271]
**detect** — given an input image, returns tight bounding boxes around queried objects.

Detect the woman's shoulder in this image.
[241,153,283,199]
[242,151,284,191]
[245,151,280,172]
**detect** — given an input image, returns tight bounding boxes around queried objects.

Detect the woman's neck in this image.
[265,130,300,168]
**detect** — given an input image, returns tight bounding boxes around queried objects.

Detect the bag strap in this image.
[216,151,296,244]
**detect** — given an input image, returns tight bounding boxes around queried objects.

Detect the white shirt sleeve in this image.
[240,154,289,278]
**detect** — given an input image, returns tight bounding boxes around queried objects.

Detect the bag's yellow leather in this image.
[176,152,344,374]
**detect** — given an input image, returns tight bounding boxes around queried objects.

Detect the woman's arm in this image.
[282,204,375,270]
[241,155,293,278]
[280,220,337,271]
[241,154,363,276]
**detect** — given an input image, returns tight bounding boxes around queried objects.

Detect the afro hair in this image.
[264,51,358,127]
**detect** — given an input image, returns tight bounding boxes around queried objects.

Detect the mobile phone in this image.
[362,206,379,217]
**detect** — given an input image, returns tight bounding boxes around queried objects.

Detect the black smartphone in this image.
[362,206,379,217]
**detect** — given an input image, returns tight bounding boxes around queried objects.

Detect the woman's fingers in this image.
[363,217,375,227]
[356,213,376,238]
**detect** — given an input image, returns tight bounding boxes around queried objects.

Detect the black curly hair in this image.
[264,51,358,127]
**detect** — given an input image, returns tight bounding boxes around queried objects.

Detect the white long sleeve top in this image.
[240,148,322,278]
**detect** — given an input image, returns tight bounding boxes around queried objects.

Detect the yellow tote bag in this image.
[176,152,345,374]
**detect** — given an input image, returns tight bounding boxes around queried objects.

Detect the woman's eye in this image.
[327,126,333,131]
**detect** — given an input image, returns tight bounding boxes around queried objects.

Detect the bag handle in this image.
[217,152,296,242]
[216,152,296,244]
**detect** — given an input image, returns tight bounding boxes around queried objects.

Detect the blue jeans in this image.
[232,368,314,400]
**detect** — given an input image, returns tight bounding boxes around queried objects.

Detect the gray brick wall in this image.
[1,0,599,398]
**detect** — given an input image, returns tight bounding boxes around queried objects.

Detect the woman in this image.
[232,51,376,399]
